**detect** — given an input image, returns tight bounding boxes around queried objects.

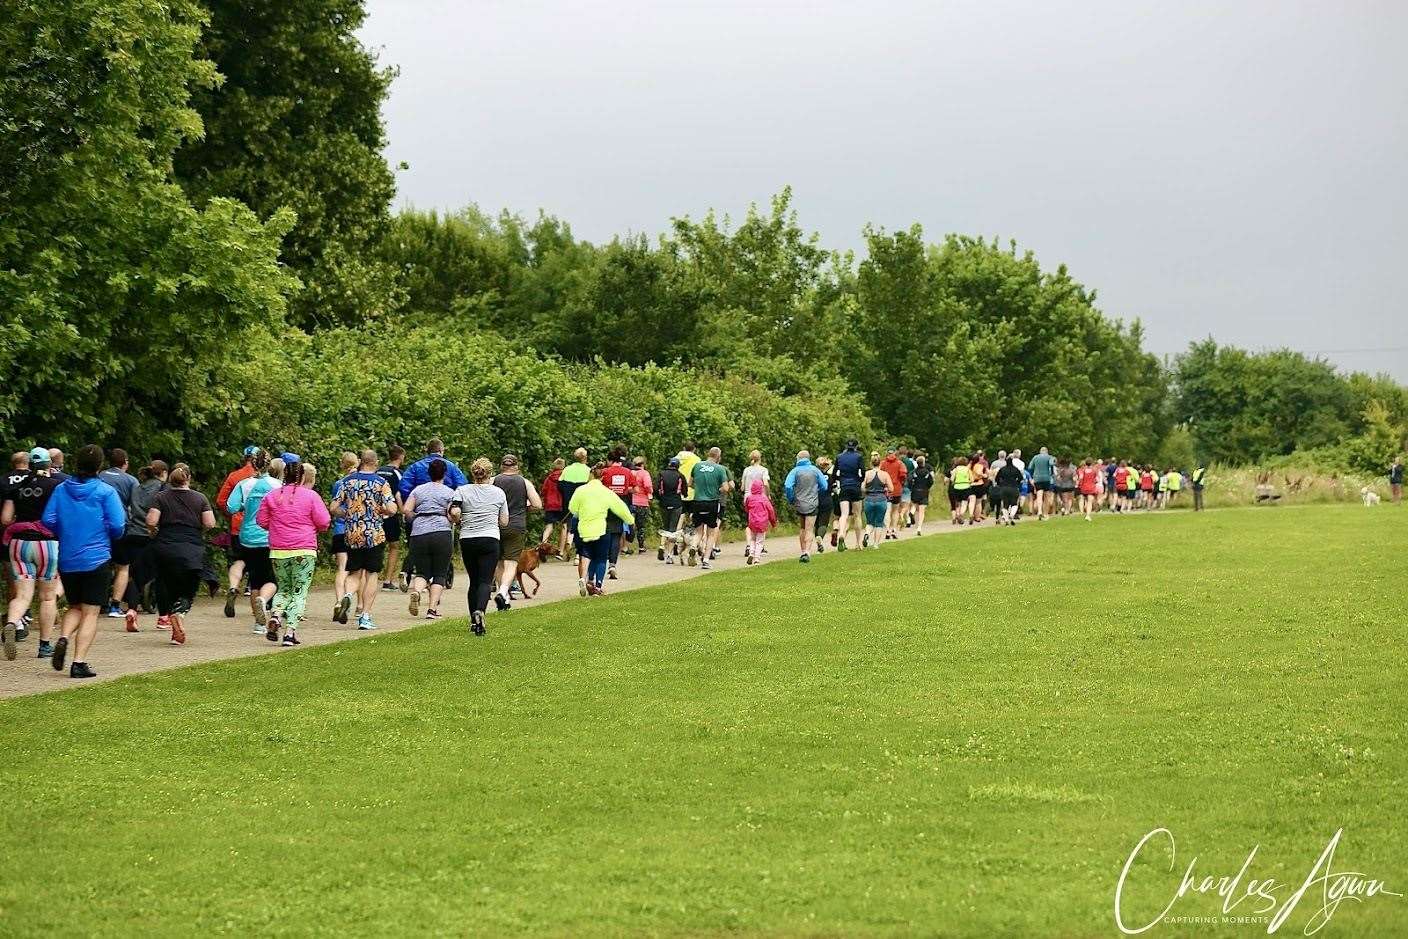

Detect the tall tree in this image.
[0,0,296,451]
[175,0,398,327]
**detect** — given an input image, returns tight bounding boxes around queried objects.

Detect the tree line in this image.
[3,0,1403,484]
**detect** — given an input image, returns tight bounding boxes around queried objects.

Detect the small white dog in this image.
[1361,486,1381,507]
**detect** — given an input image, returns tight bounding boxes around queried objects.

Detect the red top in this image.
[1077,466,1100,494]
[1114,467,1131,490]
[879,455,907,496]
[603,463,633,499]
[217,463,255,535]
[541,468,563,511]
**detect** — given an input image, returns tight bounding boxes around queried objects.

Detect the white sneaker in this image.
[578,578,588,597]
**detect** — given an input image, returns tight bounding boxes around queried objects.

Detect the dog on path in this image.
[514,542,562,597]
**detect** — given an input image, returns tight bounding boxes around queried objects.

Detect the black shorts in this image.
[838,484,862,504]
[544,509,566,524]
[911,491,931,506]
[499,527,526,561]
[996,485,1021,507]
[662,504,683,533]
[345,544,386,574]
[692,503,720,528]
[243,546,274,590]
[225,540,245,565]
[331,533,348,555]
[382,514,403,543]
[60,564,111,608]
[1034,480,1052,492]
[110,533,149,566]
[887,495,900,506]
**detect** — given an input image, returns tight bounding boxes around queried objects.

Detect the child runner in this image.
[743,478,777,565]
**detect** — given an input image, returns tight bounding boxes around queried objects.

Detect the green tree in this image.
[0,0,296,452]
[175,0,398,327]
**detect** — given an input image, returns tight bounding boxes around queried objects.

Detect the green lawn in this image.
[2,505,1404,937]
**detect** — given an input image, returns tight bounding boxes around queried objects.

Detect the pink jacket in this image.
[743,479,777,533]
[256,484,331,551]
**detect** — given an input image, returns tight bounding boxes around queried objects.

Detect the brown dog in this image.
[514,542,562,598]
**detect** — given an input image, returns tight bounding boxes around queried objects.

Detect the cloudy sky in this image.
[360,1,1408,380]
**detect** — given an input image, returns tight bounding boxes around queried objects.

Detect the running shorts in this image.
[382,514,403,543]
[110,533,149,566]
[331,533,348,555]
[1034,480,1052,492]
[59,563,111,607]
[543,509,566,524]
[911,490,931,506]
[661,505,683,534]
[888,495,901,506]
[997,485,1021,508]
[225,540,246,565]
[499,527,526,562]
[692,503,720,528]
[345,544,386,574]
[243,546,275,591]
[9,539,59,582]
[839,484,862,504]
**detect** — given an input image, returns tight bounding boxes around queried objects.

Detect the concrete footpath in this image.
[0,517,980,699]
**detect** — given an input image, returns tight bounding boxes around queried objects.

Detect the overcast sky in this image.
[360,0,1408,380]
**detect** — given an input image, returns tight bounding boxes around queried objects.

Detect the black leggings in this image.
[460,537,499,614]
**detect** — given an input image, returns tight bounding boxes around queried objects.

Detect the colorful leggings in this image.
[272,554,316,632]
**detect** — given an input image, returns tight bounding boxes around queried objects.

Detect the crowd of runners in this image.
[2,436,1212,678]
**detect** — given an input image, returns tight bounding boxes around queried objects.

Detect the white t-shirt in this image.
[451,483,507,540]
[741,465,770,493]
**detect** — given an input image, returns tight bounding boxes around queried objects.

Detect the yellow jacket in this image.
[567,479,634,542]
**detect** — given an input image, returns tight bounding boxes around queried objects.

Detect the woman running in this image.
[740,450,770,559]
[812,456,835,554]
[969,452,988,523]
[145,463,216,645]
[743,478,777,565]
[1076,458,1100,520]
[908,453,933,532]
[861,453,892,548]
[2,447,63,659]
[993,458,1023,525]
[1054,457,1077,516]
[567,463,634,596]
[328,451,357,624]
[449,458,508,637]
[540,457,565,549]
[256,459,330,646]
[403,458,455,619]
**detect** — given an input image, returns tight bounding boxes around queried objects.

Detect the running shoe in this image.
[36,641,53,659]
[51,636,68,671]
[252,623,266,634]
[799,553,810,564]
[223,587,237,618]
[357,614,376,631]
[20,611,32,631]
[124,609,139,633]
[334,593,353,625]
[578,578,588,598]
[155,615,171,629]
[2,621,15,661]
[862,532,870,548]
[470,611,486,636]
[104,601,123,619]
[281,631,299,647]
[665,555,674,565]
[380,581,396,592]
[607,565,618,580]
[493,594,510,612]
[253,597,269,628]
[743,545,751,559]
[829,530,837,547]
[710,548,720,560]
[508,583,523,600]
[746,554,755,566]
[425,609,442,621]
[586,583,604,597]
[700,559,712,571]
[816,543,824,554]
[408,589,421,617]
[657,547,665,561]
[266,615,281,643]
[398,572,410,593]
[837,540,847,552]
[243,585,251,596]
[69,662,97,679]
[169,615,186,645]
[14,623,27,641]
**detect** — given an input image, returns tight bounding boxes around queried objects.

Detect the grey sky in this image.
[360,1,1408,380]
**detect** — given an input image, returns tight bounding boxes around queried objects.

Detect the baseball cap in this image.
[845,438,859,449]
[668,457,680,467]
[28,447,50,465]
[243,445,258,457]
[281,451,301,464]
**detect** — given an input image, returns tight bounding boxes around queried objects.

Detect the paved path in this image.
[2,516,980,698]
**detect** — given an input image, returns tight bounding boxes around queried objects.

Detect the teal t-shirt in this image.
[691,461,730,502]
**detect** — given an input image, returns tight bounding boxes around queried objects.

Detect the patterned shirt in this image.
[334,471,395,549]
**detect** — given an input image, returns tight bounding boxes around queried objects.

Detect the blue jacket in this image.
[41,476,127,573]
[227,475,282,548]
[783,459,829,504]
[835,448,864,485]
[399,453,468,499]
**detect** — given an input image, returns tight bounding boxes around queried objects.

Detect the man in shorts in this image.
[330,450,397,629]
[41,445,125,678]
[898,446,917,527]
[833,439,865,550]
[493,454,541,608]
[97,447,140,618]
[690,448,732,570]
[215,446,257,617]
[783,450,828,563]
[1028,446,1055,520]
[654,457,687,563]
[375,445,407,591]
[673,442,702,564]
[878,448,907,540]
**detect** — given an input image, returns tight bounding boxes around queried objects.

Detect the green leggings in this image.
[272,554,316,632]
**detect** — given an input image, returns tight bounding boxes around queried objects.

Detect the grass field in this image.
[1,505,1404,937]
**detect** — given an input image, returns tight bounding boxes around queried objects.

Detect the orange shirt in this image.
[217,463,255,535]
[878,456,907,496]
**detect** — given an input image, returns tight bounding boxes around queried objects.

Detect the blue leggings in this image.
[582,536,611,586]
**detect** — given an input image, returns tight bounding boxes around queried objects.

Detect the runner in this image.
[2,448,62,660]
[1163,466,1182,507]
[602,448,635,578]
[908,453,934,532]
[740,451,770,560]
[330,449,398,630]
[1028,447,1055,520]
[949,456,973,525]
[783,450,827,563]
[328,451,358,624]
[1139,464,1156,509]
[567,463,634,596]
[969,451,988,523]
[98,447,139,619]
[1126,459,1140,508]
[672,442,702,564]
[145,463,216,646]
[878,448,907,539]
[861,453,892,548]
[398,438,469,498]
[540,458,566,553]
[1077,458,1100,520]
[654,457,687,564]
[558,447,592,567]
[0,452,27,633]
[402,458,455,619]
[898,446,917,528]
[374,445,406,592]
[833,439,865,550]
[1113,460,1132,513]
[993,456,1023,525]
[1054,456,1077,516]
[491,454,541,609]
[256,458,330,646]
[629,456,652,556]
[1103,458,1118,511]
[450,458,509,635]
[689,448,733,570]
[132,461,169,627]
[812,455,835,553]
[226,453,282,634]
[215,446,257,619]
[47,449,67,483]
[41,445,126,678]
[743,477,777,565]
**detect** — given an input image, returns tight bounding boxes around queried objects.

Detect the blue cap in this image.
[28,447,50,464]
[243,445,259,457]
[281,452,301,464]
